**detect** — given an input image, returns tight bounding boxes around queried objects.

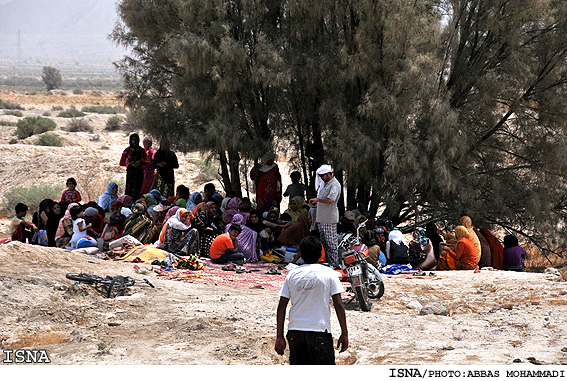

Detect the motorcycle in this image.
[338,220,385,312]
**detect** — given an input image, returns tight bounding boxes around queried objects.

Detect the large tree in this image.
[113,0,567,255]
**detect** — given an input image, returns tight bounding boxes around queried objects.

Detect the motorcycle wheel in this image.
[368,280,385,300]
[355,285,371,312]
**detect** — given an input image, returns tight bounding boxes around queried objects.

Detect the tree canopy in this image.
[112,0,567,255]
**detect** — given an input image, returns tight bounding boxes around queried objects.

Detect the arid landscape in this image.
[0,91,567,367]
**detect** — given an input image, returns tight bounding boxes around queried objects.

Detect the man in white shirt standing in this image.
[309,164,341,268]
[275,236,348,365]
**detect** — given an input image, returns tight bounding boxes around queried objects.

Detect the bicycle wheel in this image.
[66,273,99,284]
[107,276,126,298]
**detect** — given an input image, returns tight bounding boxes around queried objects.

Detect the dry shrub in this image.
[75,167,125,203]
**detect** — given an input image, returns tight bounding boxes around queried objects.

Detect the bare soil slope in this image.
[0,241,566,365]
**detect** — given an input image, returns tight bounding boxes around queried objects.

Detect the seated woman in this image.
[239,197,252,214]
[437,226,477,270]
[283,196,304,223]
[277,210,310,249]
[192,205,223,258]
[46,202,64,247]
[408,227,436,271]
[223,197,244,224]
[101,201,126,243]
[186,192,203,212]
[175,185,190,208]
[123,203,154,244]
[83,206,104,235]
[362,230,387,268]
[54,203,79,248]
[502,234,527,272]
[459,216,482,265]
[97,182,119,212]
[117,195,134,217]
[209,224,245,265]
[226,213,258,262]
[385,229,410,265]
[261,209,292,250]
[161,208,198,256]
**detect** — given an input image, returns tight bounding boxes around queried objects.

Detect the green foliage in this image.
[15,116,56,139]
[82,105,126,114]
[2,184,62,215]
[4,110,23,117]
[57,108,86,118]
[42,66,63,91]
[66,118,93,132]
[34,133,63,147]
[105,115,124,131]
[0,99,23,110]
[0,119,17,126]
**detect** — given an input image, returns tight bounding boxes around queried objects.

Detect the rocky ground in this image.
[0,240,566,365]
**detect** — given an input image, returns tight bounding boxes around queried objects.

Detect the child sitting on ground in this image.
[8,203,38,243]
[61,178,82,203]
[69,205,96,249]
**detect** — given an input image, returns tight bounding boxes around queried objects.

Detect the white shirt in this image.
[278,264,344,332]
[71,218,87,244]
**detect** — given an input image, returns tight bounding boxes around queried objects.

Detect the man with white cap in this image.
[309,164,341,268]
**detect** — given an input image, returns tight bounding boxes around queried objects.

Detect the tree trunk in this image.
[335,169,345,217]
[228,149,242,198]
[218,151,232,193]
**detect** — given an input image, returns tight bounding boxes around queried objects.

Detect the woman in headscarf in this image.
[226,213,258,262]
[459,216,481,265]
[437,226,477,270]
[102,200,125,242]
[97,182,119,212]
[425,222,444,261]
[480,228,504,269]
[185,192,203,212]
[161,208,198,256]
[32,199,53,233]
[283,196,304,223]
[140,136,156,196]
[119,133,149,200]
[55,202,79,248]
[385,229,410,264]
[250,153,282,214]
[46,201,63,247]
[191,204,224,258]
[123,203,154,244]
[117,195,134,218]
[277,210,310,248]
[223,197,248,224]
[193,202,209,216]
[502,234,527,272]
[84,206,104,235]
[245,209,264,234]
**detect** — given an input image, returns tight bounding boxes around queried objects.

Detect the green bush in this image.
[0,119,17,126]
[34,133,63,147]
[66,118,93,132]
[105,115,124,131]
[2,184,62,215]
[0,99,24,110]
[4,110,23,117]
[15,116,56,139]
[82,105,126,114]
[57,108,86,118]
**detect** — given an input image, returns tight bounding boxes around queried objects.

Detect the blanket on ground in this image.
[155,260,287,290]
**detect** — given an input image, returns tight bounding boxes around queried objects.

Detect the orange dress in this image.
[438,237,477,270]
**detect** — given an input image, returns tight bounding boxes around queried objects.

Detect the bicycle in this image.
[66,273,155,298]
